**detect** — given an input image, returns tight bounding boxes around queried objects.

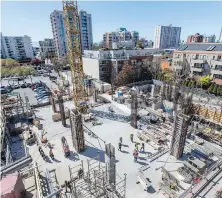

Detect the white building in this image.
[103,28,139,49]
[112,41,135,49]
[154,25,181,49]
[1,33,34,60]
[83,48,161,83]
[39,38,56,60]
[50,10,93,59]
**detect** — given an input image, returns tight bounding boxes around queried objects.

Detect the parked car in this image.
[0,88,7,94]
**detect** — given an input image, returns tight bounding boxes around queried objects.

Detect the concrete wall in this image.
[83,57,100,80]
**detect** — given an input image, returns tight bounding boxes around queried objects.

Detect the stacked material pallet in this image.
[199,106,208,117]
[206,107,215,120]
[214,111,221,123]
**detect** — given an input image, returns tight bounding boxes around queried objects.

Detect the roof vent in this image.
[206,46,216,51]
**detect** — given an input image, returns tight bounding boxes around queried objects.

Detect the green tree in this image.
[185,80,190,86]
[198,75,211,88]
[216,85,222,96]
[208,83,215,93]
[212,84,219,94]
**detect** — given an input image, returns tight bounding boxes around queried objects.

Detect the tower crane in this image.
[62,0,88,113]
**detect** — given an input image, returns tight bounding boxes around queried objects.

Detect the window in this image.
[206,46,216,51]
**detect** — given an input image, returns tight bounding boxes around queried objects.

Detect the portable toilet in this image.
[117,90,123,97]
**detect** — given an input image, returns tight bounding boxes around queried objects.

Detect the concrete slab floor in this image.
[28,101,219,198]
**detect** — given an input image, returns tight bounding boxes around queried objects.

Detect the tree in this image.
[212,84,219,94]
[136,40,143,49]
[115,64,135,86]
[1,58,19,68]
[31,58,42,65]
[208,83,215,93]
[198,75,211,88]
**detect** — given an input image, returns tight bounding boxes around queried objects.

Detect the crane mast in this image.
[62,0,87,113]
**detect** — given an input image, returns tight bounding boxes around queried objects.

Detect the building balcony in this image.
[192,67,204,72]
[192,59,205,64]
[174,65,182,70]
[211,69,222,75]
[212,60,222,66]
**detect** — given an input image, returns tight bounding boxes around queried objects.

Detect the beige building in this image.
[173,43,222,80]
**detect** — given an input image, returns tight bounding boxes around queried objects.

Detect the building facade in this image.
[187,33,203,43]
[154,25,181,49]
[50,10,67,59]
[79,10,93,51]
[187,33,216,43]
[173,43,222,80]
[103,28,139,49]
[203,35,216,43]
[82,48,163,83]
[50,10,93,58]
[39,38,56,60]
[1,33,34,60]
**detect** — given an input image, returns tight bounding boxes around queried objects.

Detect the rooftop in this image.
[176,43,222,52]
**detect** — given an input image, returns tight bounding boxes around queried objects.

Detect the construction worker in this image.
[78,168,83,179]
[140,142,145,152]
[118,142,122,151]
[133,151,139,162]
[49,149,54,159]
[135,142,139,151]
[130,134,134,142]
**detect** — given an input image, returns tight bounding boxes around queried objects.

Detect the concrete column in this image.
[58,94,66,127]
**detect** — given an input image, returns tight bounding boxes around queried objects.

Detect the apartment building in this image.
[187,33,216,43]
[103,28,139,49]
[1,33,34,60]
[203,35,216,43]
[82,48,162,83]
[39,38,56,60]
[173,43,222,80]
[154,25,181,49]
[50,10,67,59]
[50,10,93,58]
[187,33,203,43]
[79,10,93,51]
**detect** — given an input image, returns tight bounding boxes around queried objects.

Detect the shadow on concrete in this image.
[44,156,52,163]
[35,117,44,121]
[137,161,147,166]
[24,191,34,198]
[64,124,70,128]
[147,186,156,194]
[121,144,129,148]
[115,159,119,163]
[80,145,105,163]
[52,158,61,163]
[121,150,129,154]
[69,151,80,161]
[138,157,147,161]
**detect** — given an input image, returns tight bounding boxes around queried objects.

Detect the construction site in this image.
[1,1,222,198]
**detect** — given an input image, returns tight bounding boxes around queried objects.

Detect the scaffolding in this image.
[69,154,127,198]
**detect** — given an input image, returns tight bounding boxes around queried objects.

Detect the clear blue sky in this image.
[1,1,222,46]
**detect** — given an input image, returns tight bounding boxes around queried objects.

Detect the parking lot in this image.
[1,71,59,105]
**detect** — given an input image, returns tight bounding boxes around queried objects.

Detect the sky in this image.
[1,1,222,46]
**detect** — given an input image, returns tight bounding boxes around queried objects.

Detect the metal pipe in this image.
[1,156,32,175]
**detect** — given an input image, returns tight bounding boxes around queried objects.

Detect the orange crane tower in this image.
[62,0,87,113]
